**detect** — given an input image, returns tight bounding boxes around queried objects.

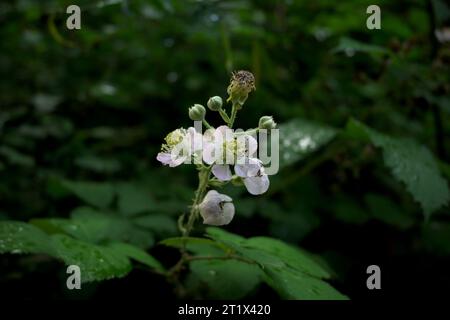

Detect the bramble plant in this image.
[157,70,273,232]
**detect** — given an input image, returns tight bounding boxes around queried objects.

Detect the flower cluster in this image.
[156,71,276,229]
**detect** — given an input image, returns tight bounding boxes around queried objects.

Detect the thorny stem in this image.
[168,166,212,297]
[182,166,212,237]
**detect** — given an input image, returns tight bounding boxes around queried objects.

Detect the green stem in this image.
[182,166,211,237]
[229,103,239,128]
[218,108,230,124]
[202,119,212,129]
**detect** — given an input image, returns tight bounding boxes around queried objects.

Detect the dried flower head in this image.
[227,70,256,107]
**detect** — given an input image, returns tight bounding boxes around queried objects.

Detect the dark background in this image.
[0,0,449,299]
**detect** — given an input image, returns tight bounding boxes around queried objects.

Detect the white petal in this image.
[244,174,270,195]
[202,142,216,164]
[212,164,232,181]
[156,152,172,165]
[188,127,203,152]
[234,158,262,177]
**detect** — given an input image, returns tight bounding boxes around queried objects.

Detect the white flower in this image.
[156,127,202,167]
[235,158,270,195]
[198,190,235,226]
[202,125,269,195]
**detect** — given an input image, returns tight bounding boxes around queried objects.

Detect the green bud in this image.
[189,104,206,121]
[258,116,276,130]
[207,96,223,111]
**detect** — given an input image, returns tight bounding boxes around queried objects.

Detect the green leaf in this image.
[0,221,54,254]
[186,259,262,299]
[263,267,348,300]
[60,180,115,208]
[205,227,245,245]
[346,119,450,218]
[332,37,389,56]
[0,146,35,167]
[32,207,154,249]
[159,237,219,248]
[116,183,154,216]
[204,228,347,299]
[133,214,177,236]
[109,242,165,272]
[365,194,415,229]
[0,221,142,282]
[74,155,121,174]
[279,119,337,167]
[244,237,331,279]
[51,234,132,282]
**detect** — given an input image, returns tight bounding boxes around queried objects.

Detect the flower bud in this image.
[258,116,276,130]
[198,190,235,226]
[188,104,206,121]
[207,96,223,111]
[227,70,255,107]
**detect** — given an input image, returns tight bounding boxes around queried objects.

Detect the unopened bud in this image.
[258,116,276,130]
[189,104,206,121]
[198,190,235,226]
[207,96,223,111]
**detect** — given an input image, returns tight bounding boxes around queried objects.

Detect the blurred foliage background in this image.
[0,0,449,299]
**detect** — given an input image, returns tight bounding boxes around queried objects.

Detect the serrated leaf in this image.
[186,259,262,299]
[0,221,142,282]
[204,228,346,299]
[346,119,450,218]
[109,242,165,272]
[279,119,337,167]
[60,180,114,208]
[244,237,331,279]
[0,221,54,254]
[51,234,132,282]
[263,267,348,300]
[31,207,154,249]
[205,227,246,245]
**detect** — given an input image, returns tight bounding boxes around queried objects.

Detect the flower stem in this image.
[182,166,211,237]
[229,103,239,128]
[218,108,230,124]
[202,119,212,129]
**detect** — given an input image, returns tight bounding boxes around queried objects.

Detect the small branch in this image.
[219,108,230,124]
